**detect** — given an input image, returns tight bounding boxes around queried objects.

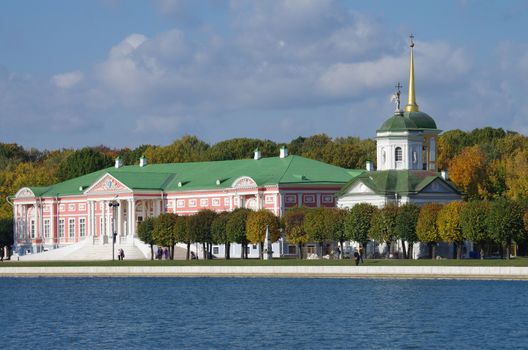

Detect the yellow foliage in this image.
[448,145,487,199]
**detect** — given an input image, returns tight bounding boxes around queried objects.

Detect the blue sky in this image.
[1,0,527,149]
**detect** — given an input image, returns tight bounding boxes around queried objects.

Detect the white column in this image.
[256,192,261,210]
[297,193,302,208]
[131,199,136,236]
[33,203,37,240]
[50,202,55,243]
[316,193,321,208]
[117,200,122,237]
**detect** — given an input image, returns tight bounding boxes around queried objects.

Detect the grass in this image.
[2,257,528,267]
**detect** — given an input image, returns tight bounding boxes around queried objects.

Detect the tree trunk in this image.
[408,243,413,260]
[401,240,407,259]
[170,243,175,260]
[186,241,190,260]
[506,243,511,260]
[225,243,230,260]
[339,241,344,260]
[240,244,244,259]
[456,242,462,260]
[259,242,264,259]
[202,242,207,260]
[150,244,154,260]
[431,244,436,260]
[298,243,302,259]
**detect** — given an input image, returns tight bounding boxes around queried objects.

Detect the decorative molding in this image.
[84,173,131,195]
[231,176,257,189]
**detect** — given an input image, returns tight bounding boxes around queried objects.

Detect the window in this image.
[100,217,104,236]
[224,198,230,205]
[189,199,197,207]
[59,219,65,238]
[30,220,35,239]
[288,245,297,255]
[79,218,86,237]
[212,198,220,206]
[176,200,185,208]
[303,195,315,204]
[68,204,76,211]
[322,195,333,204]
[44,219,50,238]
[69,219,75,238]
[79,203,86,211]
[265,195,274,204]
[213,246,219,255]
[395,147,403,162]
[200,198,208,206]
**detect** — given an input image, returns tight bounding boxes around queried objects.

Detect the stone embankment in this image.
[1,266,528,279]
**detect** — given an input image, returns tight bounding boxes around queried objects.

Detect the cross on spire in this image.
[409,33,415,48]
[391,82,403,112]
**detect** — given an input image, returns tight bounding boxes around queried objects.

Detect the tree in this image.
[246,209,279,259]
[205,138,278,161]
[137,217,156,260]
[211,212,231,259]
[504,149,528,200]
[226,208,251,259]
[487,198,525,259]
[282,207,308,259]
[188,210,217,260]
[368,204,398,258]
[325,208,348,259]
[174,216,192,260]
[144,135,209,164]
[345,203,377,255]
[437,129,470,170]
[304,208,328,257]
[437,201,465,259]
[152,213,179,259]
[0,218,13,259]
[460,200,491,259]
[448,145,488,199]
[416,203,443,259]
[56,147,113,181]
[394,203,420,259]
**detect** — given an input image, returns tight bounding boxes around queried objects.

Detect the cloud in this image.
[51,71,84,89]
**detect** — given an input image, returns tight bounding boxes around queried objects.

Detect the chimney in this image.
[115,156,123,169]
[441,170,448,181]
[366,160,374,171]
[139,155,147,167]
[280,146,288,158]
[254,147,261,160]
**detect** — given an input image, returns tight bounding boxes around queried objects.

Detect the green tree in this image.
[188,210,217,260]
[437,201,465,259]
[0,218,13,259]
[460,200,491,259]
[211,212,231,259]
[394,203,420,259]
[487,198,525,259]
[174,216,192,260]
[282,207,308,259]
[226,208,251,259]
[325,208,348,259]
[56,147,113,181]
[304,208,328,257]
[205,138,279,161]
[345,203,377,256]
[152,213,179,259]
[137,217,156,260]
[416,203,443,259]
[368,204,398,258]
[246,209,279,259]
[144,135,209,164]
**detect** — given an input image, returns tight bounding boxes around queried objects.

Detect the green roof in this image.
[27,155,363,198]
[338,170,461,196]
[378,111,438,132]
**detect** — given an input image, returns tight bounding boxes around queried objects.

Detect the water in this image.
[0,278,527,349]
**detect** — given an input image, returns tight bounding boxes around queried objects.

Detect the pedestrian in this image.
[359,244,364,263]
[336,246,341,260]
[163,247,169,260]
[156,247,162,260]
[120,249,125,260]
[117,248,122,260]
[353,251,360,266]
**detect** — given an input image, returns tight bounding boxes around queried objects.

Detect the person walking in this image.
[353,251,360,266]
[120,249,125,260]
[359,244,364,263]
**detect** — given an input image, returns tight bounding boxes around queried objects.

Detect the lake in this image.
[0,277,526,349]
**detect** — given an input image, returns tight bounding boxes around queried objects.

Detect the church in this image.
[11,37,461,260]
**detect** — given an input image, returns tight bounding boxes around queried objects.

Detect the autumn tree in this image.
[226,208,251,259]
[211,212,231,259]
[56,147,113,181]
[246,210,279,259]
[416,203,443,259]
[448,145,487,199]
[368,204,398,258]
[487,198,525,259]
[345,203,377,255]
[282,207,308,259]
[437,201,465,259]
[173,216,192,260]
[137,217,156,260]
[460,200,491,259]
[325,208,348,258]
[394,203,420,259]
[503,149,528,200]
[188,210,217,260]
[205,138,279,161]
[144,135,209,164]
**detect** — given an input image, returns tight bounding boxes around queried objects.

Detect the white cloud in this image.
[51,71,84,89]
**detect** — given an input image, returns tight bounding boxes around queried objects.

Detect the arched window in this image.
[395,147,403,162]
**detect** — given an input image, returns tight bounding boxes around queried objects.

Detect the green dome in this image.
[377,111,437,132]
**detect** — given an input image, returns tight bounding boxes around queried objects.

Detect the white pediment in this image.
[15,187,35,198]
[84,173,132,195]
[345,181,375,195]
[421,179,455,194]
[232,176,257,189]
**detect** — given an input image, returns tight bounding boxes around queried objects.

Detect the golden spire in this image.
[405,34,419,112]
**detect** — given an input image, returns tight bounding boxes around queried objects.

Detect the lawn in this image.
[2,257,528,267]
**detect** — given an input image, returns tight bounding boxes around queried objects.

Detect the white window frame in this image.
[69,218,75,238]
[44,219,50,238]
[200,198,208,206]
[79,218,86,237]
[189,199,197,208]
[395,147,403,162]
[58,219,65,238]
[30,220,35,239]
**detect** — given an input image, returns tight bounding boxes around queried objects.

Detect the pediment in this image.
[421,179,456,194]
[345,181,375,195]
[232,176,257,189]
[15,187,35,198]
[84,174,131,195]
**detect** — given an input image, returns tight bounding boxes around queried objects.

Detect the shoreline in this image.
[1,266,528,280]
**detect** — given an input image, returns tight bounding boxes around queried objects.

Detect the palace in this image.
[11,36,461,260]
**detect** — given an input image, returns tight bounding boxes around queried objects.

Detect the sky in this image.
[1,0,528,149]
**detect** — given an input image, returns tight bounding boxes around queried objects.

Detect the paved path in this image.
[1,266,528,279]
